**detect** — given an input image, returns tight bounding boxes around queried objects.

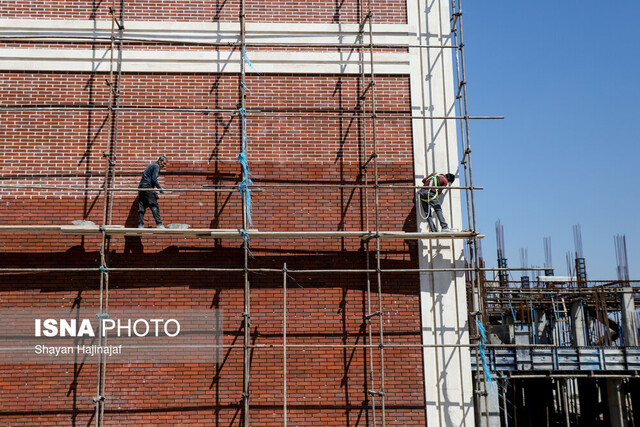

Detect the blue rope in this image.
[240,81,251,93]
[477,320,494,386]
[497,379,515,422]
[243,43,261,75]
[530,299,536,344]
[555,297,563,345]
[237,152,253,227]
[238,107,247,150]
[237,108,253,226]
[239,229,253,257]
[508,298,516,322]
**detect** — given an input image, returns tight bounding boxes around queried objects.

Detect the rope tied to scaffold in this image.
[238,229,253,258]
[242,43,262,75]
[476,319,494,387]
[237,108,253,227]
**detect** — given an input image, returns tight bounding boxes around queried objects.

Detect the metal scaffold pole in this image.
[93,0,124,425]
[282,263,288,427]
[356,0,387,423]
[366,0,388,423]
[239,0,252,424]
[449,0,488,423]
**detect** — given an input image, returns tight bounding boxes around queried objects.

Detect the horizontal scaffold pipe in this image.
[0,105,503,120]
[0,225,483,240]
[2,342,625,351]
[0,343,476,351]
[0,184,482,192]
[506,374,640,379]
[0,35,462,50]
[0,267,474,274]
[481,267,549,272]
[0,185,246,193]
[483,289,638,296]
[483,282,640,288]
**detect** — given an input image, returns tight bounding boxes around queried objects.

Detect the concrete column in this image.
[606,378,626,427]
[570,300,587,346]
[560,379,571,427]
[475,376,500,427]
[534,309,548,344]
[621,288,638,346]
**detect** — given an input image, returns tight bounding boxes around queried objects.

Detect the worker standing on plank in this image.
[419,172,455,232]
[138,156,168,229]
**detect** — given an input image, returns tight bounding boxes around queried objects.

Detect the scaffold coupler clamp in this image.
[474,388,488,397]
[365,311,381,320]
[242,311,251,326]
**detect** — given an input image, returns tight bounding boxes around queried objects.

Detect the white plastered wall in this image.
[407,0,475,425]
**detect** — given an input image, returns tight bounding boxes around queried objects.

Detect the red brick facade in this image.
[0,1,427,425]
[0,0,407,23]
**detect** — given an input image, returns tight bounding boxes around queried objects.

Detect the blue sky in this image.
[460,1,639,280]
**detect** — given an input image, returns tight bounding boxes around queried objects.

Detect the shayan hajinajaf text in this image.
[35,344,123,357]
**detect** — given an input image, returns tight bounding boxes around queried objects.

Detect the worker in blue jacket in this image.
[138,156,168,229]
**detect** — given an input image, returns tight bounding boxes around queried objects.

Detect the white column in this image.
[570,301,587,346]
[621,288,638,346]
[606,378,626,427]
[407,0,474,425]
[476,380,501,427]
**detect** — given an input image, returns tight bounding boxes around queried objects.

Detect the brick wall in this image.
[0,1,428,424]
[0,0,407,23]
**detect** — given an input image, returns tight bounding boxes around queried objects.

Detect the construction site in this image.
[0,0,637,426]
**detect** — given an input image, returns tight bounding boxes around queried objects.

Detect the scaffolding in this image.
[0,0,491,426]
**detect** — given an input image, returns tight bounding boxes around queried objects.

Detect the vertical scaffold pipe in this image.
[283,264,288,427]
[239,1,251,425]
[451,0,488,423]
[358,2,378,425]
[365,0,387,424]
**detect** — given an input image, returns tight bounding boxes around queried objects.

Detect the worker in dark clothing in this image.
[138,156,168,229]
[419,172,455,232]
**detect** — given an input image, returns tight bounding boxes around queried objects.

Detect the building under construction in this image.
[0,0,637,426]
